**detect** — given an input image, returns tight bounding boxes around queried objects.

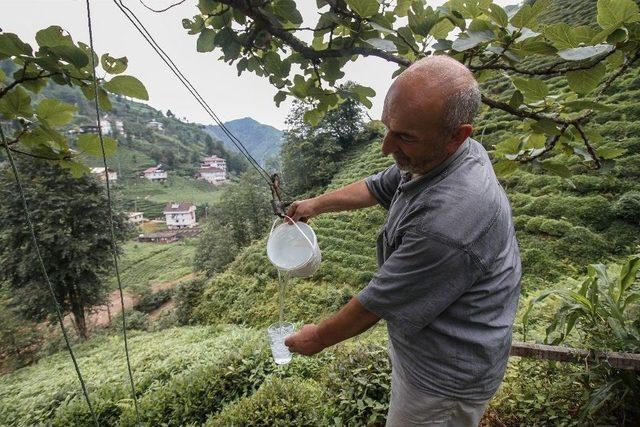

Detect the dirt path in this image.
[89,273,195,328]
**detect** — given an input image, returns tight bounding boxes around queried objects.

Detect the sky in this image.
[3,0,516,130]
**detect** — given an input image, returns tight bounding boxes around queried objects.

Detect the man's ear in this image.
[454,124,473,145]
[446,124,473,153]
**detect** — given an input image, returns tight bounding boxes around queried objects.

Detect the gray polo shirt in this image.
[358,138,521,402]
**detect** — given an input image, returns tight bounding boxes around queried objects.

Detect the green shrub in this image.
[111,309,148,332]
[613,191,640,225]
[539,219,573,237]
[205,377,326,426]
[323,341,391,426]
[133,288,174,313]
[151,309,179,331]
[174,279,206,325]
[524,216,546,234]
[555,226,611,262]
[118,345,274,426]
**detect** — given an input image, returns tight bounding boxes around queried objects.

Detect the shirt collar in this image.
[398,138,471,194]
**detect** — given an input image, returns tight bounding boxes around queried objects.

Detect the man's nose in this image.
[381,132,396,156]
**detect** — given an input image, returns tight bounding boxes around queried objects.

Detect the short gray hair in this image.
[442,82,481,133]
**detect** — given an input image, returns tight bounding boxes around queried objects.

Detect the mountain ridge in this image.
[205,117,282,165]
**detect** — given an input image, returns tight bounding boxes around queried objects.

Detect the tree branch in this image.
[213,0,412,67]
[8,146,74,161]
[573,122,601,169]
[0,72,55,99]
[480,94,564,124]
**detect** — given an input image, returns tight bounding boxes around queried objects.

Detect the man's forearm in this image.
[316,296,380,348]
[314,180,378,215]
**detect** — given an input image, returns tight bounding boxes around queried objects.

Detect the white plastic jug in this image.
[267,217,321,278]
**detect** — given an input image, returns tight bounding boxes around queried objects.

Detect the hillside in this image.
[1,0,639,425]
[205,117,282,165]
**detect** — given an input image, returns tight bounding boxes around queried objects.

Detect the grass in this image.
[113,239,197,293]
[118,175,222,219]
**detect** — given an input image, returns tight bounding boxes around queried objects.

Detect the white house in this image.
[142,166,168,182]
[127,212,144,224]
[90,167,118,182]
[201,155,227,172]
[114,120,126,136]
[197,167,226,184]
[163,203,196,229]
[147,120,164,131]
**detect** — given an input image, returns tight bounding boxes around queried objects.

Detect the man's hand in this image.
[286,199,319,223]
[285,324,325,356]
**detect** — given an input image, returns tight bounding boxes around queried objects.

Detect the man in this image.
[284,56,521,426]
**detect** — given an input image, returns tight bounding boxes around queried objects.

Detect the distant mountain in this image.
[205,117,282,165]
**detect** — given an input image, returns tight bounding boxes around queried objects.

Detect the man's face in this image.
[380,83,453,176]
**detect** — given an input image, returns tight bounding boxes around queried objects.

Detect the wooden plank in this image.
[510,341,640,370]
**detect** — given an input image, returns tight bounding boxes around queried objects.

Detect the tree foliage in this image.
[183,0,640,174]
[0,158,129,339]
[194,172,272,276]
[281,82,365,195]
[0,26,147,175]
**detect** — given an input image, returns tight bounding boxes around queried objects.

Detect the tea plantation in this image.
[1,0,640,425]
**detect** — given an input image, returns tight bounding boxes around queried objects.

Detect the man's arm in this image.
[286,180,377,222]
[284,296,380,356]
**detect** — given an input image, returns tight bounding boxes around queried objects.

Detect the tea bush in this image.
[613,191,640,225]
[111,309,149,332]
[133,288,174,313]
[205,377,326,426]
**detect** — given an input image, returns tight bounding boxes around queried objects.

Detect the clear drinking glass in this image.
[267,321,295,365]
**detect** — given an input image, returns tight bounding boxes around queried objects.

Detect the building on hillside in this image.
[201,155,227,171]
[197,155,227,184]
[114,120,126,136]
[90,167,118,182]
[196,167,226,184]
[142,165,168,182]
[147,120,164,131]
[79,124,100,134]
[127,212,144,225]
[163,202,196,229]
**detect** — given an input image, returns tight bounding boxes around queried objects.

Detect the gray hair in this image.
[441,82,481,134]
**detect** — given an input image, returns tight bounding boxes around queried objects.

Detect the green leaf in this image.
[303,109,325,126]
[511,77,548,102]
[452,30,494,51]
[346,0,379,18]
[394,0,412,17]
[35,99,76,126]
[562,99,612,112]
[544,23,596,49]
[557,44,614,61]
[274,91,287,107]
[596,146,626,159]
[526,133,546,149]
[531,118,560,135]
[0,69,5,83]
[77,134,117,157]
[197,29,216,53]
[509,90,524,109]
[0,33,33,56]
[47,45,89,68]
[271,0,303,25]
[350,84,376,108]
[98,88,112,111]
[103,75,149,100]
[59,160,90,178]
[100,54,128,74]
[214,28,241,59]
[618,255,640,294]
[566,63,606,95]
[430,19,455,39]
[540,160,572,178]
[483,4,508,27]
[493,159,518,176]
[263,51,290,77]
[597,0,640,29]
[35,26,73,47]
[0,86,33,119]
[366,38,397,52]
